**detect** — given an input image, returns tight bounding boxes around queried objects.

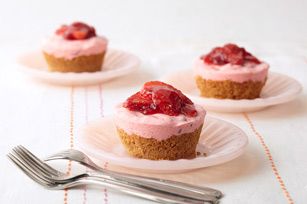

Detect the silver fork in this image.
[7,151,205,204]
[8,146,219,204]
[45,148,223,199]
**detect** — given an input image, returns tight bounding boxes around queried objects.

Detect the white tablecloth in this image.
[1,1,307,203]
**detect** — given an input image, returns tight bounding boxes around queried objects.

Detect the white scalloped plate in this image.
[77,116,248,173]
[17,49,140,86]
[162,70,302,113]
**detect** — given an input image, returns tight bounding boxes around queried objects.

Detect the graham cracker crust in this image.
[43,52,105,73]
[117,125,203,160]
[195,76,266,99]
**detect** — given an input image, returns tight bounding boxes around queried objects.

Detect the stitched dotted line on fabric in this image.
[243,113,294,204]
[99,84,108,204]
[64,87,75,204]
[82,87,88,204]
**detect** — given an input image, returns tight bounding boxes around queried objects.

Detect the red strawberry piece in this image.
[143,81,177,91]
[203,43,261,66]
[143,81,193,105]
[72,30,87,40]
[123,81,197,117]
[152,89,182,116]
[182,104,198,117]
[123,92,157,115]
[55,21,96,40]
[55,25,68,35]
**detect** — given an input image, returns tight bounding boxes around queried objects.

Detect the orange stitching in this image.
[64,87,75,204]
[82,87,88,204]
[64,160,72,204]
[243,113,294,204]
[69,87,75,149]
[99,85,108,204]
[104,188,108,204]
[63,188,68,204]
[82,186,87,204]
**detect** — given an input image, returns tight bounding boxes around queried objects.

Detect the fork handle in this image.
[109,170,222,197]
[88,172,219,203]
[90,166,222,198]
[81,176,213,204]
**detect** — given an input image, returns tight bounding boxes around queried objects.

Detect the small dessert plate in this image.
[77,116,248,173]
[17,49,140,86]
[162,70,302,112]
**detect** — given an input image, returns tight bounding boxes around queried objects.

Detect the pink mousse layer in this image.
[114,104,206,141]
[42,35,108,60]
[194,59,269,83]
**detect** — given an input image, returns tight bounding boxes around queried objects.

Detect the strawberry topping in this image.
[123,81,197,117]
[55,22,96,40]
[202,43,261,66]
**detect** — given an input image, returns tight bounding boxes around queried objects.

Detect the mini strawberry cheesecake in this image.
[42,22,108,72]
[115,81,206,160]
[194,43,269,99]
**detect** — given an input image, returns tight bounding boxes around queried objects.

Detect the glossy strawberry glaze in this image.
[202,43,261,66]
[42,22,108,60]
[56,22,96,40]
[115,81,206,140]
[123,81,197,117]
[195,44,269,83]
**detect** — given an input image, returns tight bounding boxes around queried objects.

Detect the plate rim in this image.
[161,70,302,112]
[17,48,141,85]
[77,115,249,172]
